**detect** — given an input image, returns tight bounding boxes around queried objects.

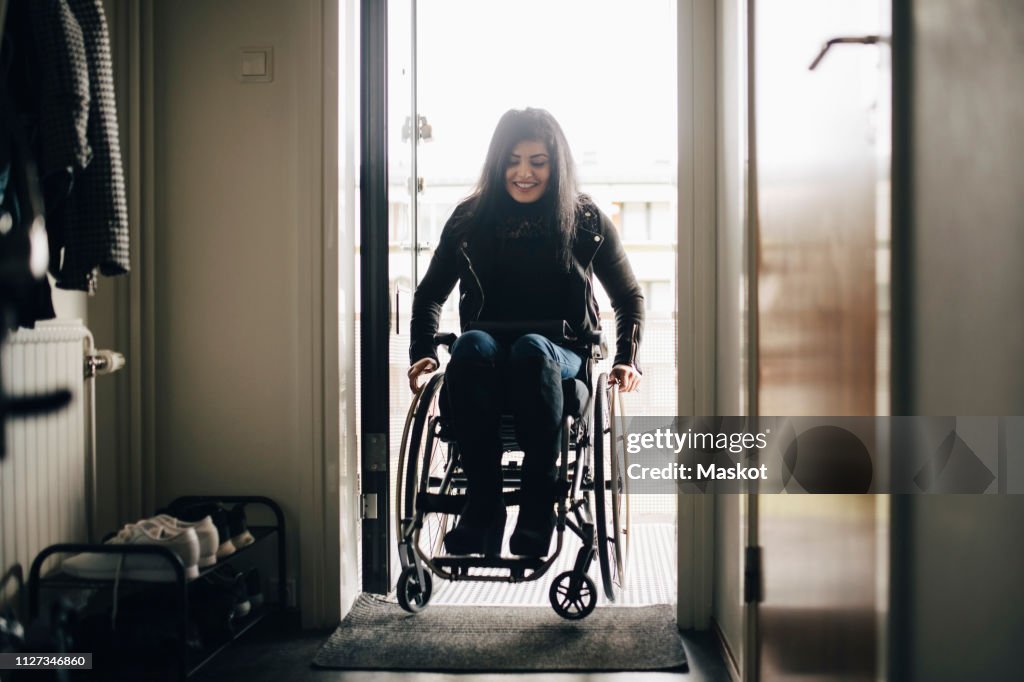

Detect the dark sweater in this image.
[480,209,570,325]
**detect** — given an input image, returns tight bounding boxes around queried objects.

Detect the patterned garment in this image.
[57,0,129,290]
[28,0,91,181]
[28,0,129,291]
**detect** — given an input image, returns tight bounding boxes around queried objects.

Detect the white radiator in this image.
[0,320,90,595]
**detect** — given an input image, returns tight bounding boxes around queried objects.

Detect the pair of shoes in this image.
[150,514,219,567]
[191,575,239,645]
[166,503,255,559]
[443,503,507,556]
[509,506,556,558]
[63,521,202,582]
[202,567,252,618]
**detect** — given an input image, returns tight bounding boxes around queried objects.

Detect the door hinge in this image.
[360,493,379,520]
[744,546,764,603]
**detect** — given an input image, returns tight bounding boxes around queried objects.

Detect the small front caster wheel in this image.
[549,570,597,620]
[396,565,433,613]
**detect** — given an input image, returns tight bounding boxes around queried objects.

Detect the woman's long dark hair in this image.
[468,108,581,270]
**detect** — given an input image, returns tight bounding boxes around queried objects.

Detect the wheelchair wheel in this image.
[610,382,631,585]
[396,373,454,563]
[549,570,597,620]
[397,565,433,613]
[593,373,631,601]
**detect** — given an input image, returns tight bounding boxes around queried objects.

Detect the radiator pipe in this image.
[83,332,125,543]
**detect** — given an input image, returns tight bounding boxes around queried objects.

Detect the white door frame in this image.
[318,0,363,626]
[677,0,718,631]
[316,0,724,629]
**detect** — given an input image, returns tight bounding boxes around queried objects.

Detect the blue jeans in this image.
[449,331,583,381]
[444,331,583,516]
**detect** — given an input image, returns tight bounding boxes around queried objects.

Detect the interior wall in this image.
[148,0,333,621]
[713,0,747,675]
[895,1,1024,679]
[906,0,1024,411]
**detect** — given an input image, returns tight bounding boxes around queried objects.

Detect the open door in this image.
[746,0,892,679]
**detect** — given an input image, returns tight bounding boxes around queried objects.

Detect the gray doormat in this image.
[312,594,688,672]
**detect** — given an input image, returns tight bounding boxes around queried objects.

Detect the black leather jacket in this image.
[410,196,645,371]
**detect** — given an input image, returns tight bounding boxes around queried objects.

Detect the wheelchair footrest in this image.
[416,490,535,514]
[433,556,545,571]
[416,492,466,515]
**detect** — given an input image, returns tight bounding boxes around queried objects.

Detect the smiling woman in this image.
[505,141,550,203]
[408,107,645,558]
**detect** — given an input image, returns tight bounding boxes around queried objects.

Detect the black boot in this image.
[509,500,555,557]
[509,460,557,558]
[444,496,507,556]
[508,355,563,558]
[444,442,506,555]
[443,359,506,555]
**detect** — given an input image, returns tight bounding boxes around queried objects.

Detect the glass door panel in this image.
[753,0,890,678]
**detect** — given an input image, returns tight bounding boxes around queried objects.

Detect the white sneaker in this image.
[63,523,201,582]
[151,514,219,567]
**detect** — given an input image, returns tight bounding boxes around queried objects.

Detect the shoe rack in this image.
[27,495,286,681]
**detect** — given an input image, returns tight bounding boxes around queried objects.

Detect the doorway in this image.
[354,0,681,607]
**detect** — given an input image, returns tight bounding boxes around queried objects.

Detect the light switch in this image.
[242,51,266,76]
[240,47,273,82]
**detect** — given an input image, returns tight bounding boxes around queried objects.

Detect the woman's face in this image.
[504,139,551,204]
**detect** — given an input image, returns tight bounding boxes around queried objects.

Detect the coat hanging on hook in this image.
[6,0,129,295]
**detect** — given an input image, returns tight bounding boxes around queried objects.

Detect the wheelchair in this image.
[395,321,630,619]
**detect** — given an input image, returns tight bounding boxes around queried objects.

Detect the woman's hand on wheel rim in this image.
[408,358,439,394]
[610,364,641,393]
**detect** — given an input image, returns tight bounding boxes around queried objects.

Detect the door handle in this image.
[808,35,890,70]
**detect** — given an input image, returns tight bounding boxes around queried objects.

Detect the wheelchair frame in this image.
[394,327,629,619]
